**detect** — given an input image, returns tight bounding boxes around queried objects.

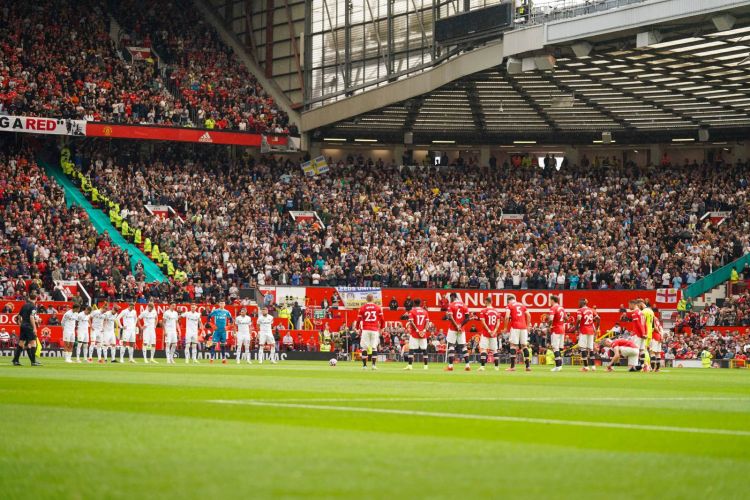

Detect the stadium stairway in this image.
[684,252,750,312]
[42,160,167,283]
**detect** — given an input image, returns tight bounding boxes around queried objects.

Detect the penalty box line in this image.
[207,400,750,437]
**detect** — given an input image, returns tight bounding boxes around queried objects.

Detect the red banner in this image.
[86,123,289,147]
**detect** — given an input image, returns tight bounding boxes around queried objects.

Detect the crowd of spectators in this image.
[108,0,293,134]
[668,330,750,361]
[0,144,132,300]
[70,140,750,303]
[0,0,293,134]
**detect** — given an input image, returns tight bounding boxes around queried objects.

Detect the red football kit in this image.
[507,302,528,329]
[624,309,646,338]
[408,307,429,338]
[549,304,567,334]
[447,301,469,331]
[612,338,638,349]
[652,317,663,342]
[479,306,502,337]
[357,303,384,331]
[576,306,597,335]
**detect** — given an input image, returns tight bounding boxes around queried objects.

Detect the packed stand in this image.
[0,146,132,300]
[106,0,293,134]
[68,141,750,302]
[0,0,293,134]
[668,330,750,362]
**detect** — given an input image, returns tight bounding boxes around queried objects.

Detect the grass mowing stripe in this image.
[208,399,750,437]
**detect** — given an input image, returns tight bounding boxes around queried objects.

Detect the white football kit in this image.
[139,309,158,344]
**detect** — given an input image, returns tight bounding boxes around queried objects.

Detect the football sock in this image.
[480,352,487,367]
[370,351,377,366]
[463,350,470,365]
[523,347,530,369]
[494,351,500,367]
[510,349,517,368]
[554,350,562,367]
[447,348,455,366]
[269,344,276,361]
[423,352,429,366]
[128,346,134,361]
[236,345,242,361]
[12,345,22,363]
[143,347,148,361]
[362,351,367,367]
[26,347,36,364]
[150,346,155,361]
[408,353,413,366]
[582,351,589,368]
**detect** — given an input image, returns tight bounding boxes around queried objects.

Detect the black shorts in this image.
[19,326,36,342]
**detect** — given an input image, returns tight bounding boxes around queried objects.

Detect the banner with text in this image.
[0,115,86,136]
[334,287,382,308]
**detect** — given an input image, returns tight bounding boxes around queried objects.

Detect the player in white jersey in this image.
[234,308,253,364]
[100,305,118,362]
[181,304,202,363]
[76,306,92,363]
[88,306,104,362]
[256,306,276,364]
[139,302,159,363]
[61,304,79,363]
[117,303,138,363]
[162,303,181,364]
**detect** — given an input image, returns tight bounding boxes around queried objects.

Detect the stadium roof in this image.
[308,1,750,144]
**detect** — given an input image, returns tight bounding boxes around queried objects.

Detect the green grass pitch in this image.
[1,359,749,499]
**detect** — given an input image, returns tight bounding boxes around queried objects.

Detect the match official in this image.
[12,292,42,366]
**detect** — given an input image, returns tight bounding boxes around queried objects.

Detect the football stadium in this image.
[2,0,750,498]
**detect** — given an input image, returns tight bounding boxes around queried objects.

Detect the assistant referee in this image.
[12,292,42,366]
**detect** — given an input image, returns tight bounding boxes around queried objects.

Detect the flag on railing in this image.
[655,288,679,304]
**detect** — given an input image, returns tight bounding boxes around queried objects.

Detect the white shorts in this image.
[479,336,499,351]
[142,328,156,345]
[63,329,76,343]
[632,336,646,350]
[121,329,136,343]
[91,328,103,343]
[360,330,380,350]
[237,333,251,345]
[408,337,428,350]
[550,333,566,351]
[101,331,116,345]
[185,332,198,344]
[446,330,466,345]
[164,331,178,343]
[509,328,528,346]
[619,346,639,365]
[578,334,594,350]
[650,340,662,353]
[76,329,89,343]
[258,332,275,345]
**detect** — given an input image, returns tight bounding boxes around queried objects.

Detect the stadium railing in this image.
[684,253,750,299]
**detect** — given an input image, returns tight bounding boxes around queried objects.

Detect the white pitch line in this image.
[245,396,750,403]
[207,400,750,437]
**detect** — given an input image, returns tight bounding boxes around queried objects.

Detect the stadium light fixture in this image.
[712,14,736,32]
[672,138,695,142]
[323,138,347,142]
[592,140,616,144]
[432,140,455,144]
[513,140,537,144]
[354,138,378,142]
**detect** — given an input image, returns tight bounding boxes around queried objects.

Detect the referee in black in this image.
[12,292,42,366]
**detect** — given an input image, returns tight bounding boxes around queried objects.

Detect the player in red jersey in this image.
[478,297,502,371]
[650,308,664,372]
[356,294,384,370]
[404,299,431,370]
[547,295,567,372]
[621,300,646,371]
[575,299,600,372]
[504,297,532,371]
[445,293,471,371]
[602,338,640,371]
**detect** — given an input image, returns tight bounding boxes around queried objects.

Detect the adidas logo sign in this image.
[198,132,213,143]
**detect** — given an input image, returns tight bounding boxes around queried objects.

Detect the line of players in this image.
[356,293,663,373]
[59,301,279,365]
